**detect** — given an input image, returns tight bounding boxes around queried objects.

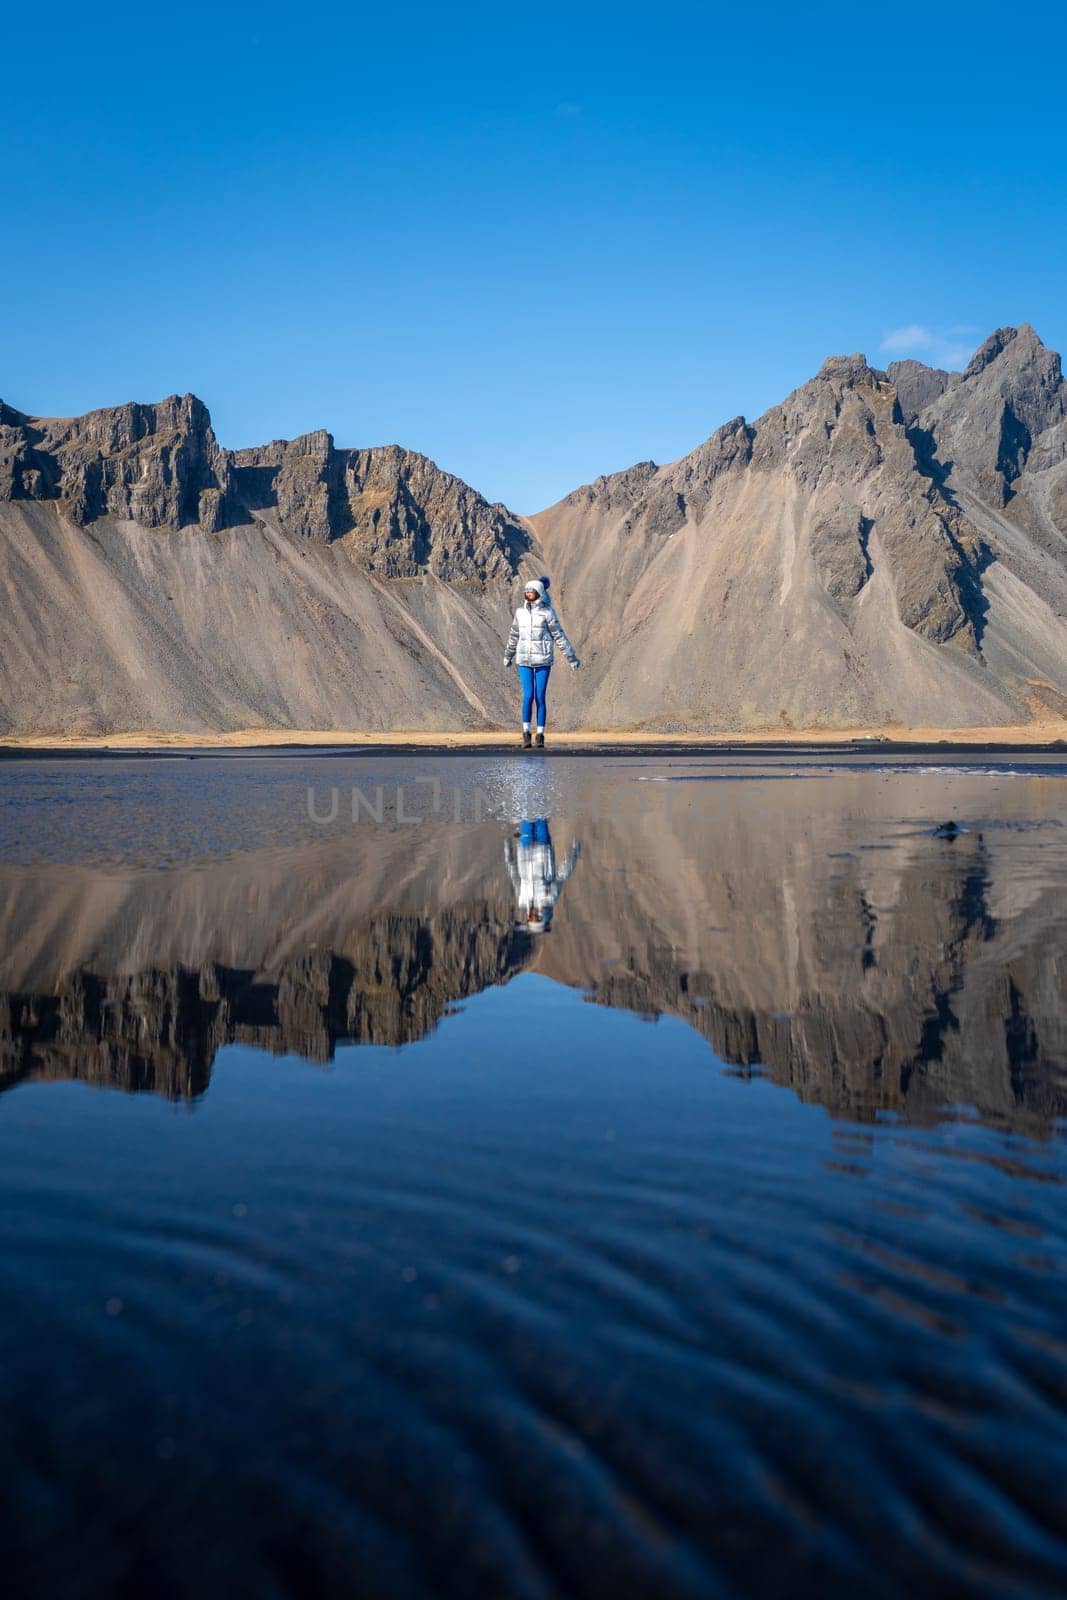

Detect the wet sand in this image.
[2,719,1067,756]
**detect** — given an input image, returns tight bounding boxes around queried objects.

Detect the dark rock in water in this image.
[933,820,961,838]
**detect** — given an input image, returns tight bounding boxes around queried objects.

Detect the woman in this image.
[503,578,580,748]
[505,819,580,932]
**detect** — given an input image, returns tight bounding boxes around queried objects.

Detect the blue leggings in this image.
[517,664,551,727]
[520,818,550,848]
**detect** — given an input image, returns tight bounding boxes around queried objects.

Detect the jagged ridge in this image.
[530,324,1067,730]
[1,323,1065,734]
[0,398,530,582]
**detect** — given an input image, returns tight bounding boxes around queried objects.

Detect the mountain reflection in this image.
[1,794,1065,1129]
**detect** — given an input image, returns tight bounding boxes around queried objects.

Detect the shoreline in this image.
[2,721,1066,759]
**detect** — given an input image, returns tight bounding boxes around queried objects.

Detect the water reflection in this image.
[2,758,1067,1598]
[2,770,1065,1130]
[506,818,579,934]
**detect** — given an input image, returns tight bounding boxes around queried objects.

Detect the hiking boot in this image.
[535,732,545,749]
[522,729,532,748]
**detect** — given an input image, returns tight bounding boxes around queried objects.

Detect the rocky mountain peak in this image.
[814,352,887,390]
[962,322,1046,381]
[964,325,1017,378]
[0,392,229,531]
[337,444,530,580]
[0,396,530,581]
[916,323,1067,507]
[552,459,660,522]
[885,359,958,426]
[230,433,530,578]
[746,350,898,487]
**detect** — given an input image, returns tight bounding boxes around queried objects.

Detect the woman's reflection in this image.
[505,820,580,935]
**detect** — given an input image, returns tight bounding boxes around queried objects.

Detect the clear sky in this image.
[4,1,1065,512]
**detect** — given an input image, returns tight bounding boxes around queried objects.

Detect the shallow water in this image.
[1,752,1066,1597]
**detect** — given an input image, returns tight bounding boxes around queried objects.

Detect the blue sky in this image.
[3,1,1065,511]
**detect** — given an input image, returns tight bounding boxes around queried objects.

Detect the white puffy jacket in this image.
[504,581,579,669]
[505,827,580,933]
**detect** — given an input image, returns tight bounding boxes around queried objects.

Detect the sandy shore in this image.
[2,721,1067,754]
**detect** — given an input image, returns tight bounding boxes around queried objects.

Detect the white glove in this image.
[570,659,580,672]
[504,657,512,669]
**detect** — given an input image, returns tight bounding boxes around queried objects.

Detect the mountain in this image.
[2,324,1066,736]
[531,325,1067,731]
[0,398,530,735]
